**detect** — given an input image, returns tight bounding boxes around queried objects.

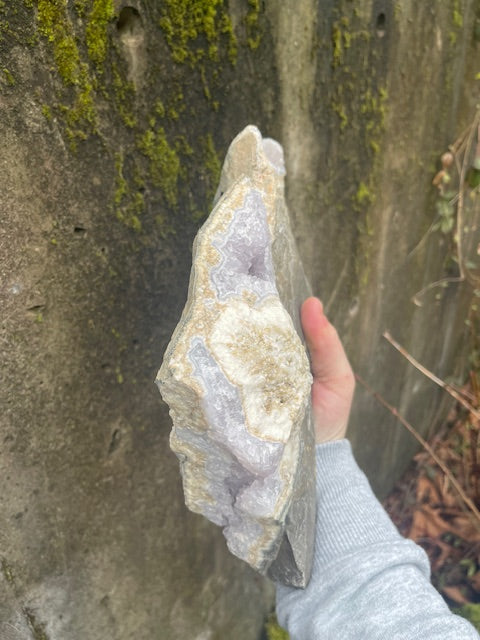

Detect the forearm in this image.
[276,440,479,640]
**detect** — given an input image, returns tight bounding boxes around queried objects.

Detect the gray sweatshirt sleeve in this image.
[276,439,479,639]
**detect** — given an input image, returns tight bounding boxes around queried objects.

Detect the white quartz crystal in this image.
[157,126,316,587]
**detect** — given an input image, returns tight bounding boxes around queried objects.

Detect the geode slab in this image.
[156,125,315,587]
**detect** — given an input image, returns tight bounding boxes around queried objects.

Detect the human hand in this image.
[301,297,355,444]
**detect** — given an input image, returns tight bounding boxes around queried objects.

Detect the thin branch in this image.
[455,113,479,280]
[411,276,464,306]
[383,331,480,421]
[412,109,480,304]
[450,121,473,155]
[355,373,480,526]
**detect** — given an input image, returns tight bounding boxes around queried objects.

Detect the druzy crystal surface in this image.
[156,126,315,587]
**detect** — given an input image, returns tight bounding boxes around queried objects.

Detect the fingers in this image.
[301,297,355,443]
[300,297,352,383]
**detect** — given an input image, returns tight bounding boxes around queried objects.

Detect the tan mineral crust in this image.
[157,125,316,587]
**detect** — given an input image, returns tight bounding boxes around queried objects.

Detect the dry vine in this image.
[413,110,480,305]
[355,373,480,528]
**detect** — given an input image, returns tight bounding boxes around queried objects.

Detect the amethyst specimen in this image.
[157,126,315,587]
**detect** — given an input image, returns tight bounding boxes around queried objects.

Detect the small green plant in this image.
[433,190,456,234]
[413,111,480,304]
[453,603,480,631]
[265,613,289,640]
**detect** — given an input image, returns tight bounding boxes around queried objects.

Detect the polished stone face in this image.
[157,126,315,587]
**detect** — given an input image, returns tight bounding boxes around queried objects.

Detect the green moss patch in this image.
[35,0,115,147]
[85,0,115,67]
[202,132,221,203]
[245,0,262,50]
[37,0,81,85]
[265,613,289,640]
[454,603,480,631]
[158,0,237,65]
[137,124,181,207]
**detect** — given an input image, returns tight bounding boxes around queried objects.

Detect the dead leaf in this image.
[442,585,469,605]
[468,571,480,591]
[417,476,441,504]
[408,505,451,540]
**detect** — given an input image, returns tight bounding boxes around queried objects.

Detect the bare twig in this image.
[355,373,480,526]
[455,113,479,281]
[450,121,473,155]
[413,110,480,305]
[412,277,464,306]
[469,371,480,503]
[383,331,480,421]
[470,427,480,505]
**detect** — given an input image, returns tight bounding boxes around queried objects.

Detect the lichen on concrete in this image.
[450,0,463,44]
[0,0,34,46]
[137,122,181,207]
[158,0,237,65]
[1,558,14,585]
[37,0,81,85]
[201,132,222,205]
[245,0,262,50]
[25,609,49,640]
[322,3,391,290]
[35,0,106,147]
[2,66,14,85]
[85,0,115,67]
[331,16,351,67]
[24,0,243,227]
[111,63,137,128]
[1,0,479,638]
[265,613,289,640]
[360,86,388,154]
[113,150,144,232]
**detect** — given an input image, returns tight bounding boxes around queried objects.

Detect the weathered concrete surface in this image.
[0,3,275,639]
[267,0,480,496]
[1,0,479,638]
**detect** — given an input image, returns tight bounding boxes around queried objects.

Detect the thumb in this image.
[301,297,352,383]
[301,297,355,443]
